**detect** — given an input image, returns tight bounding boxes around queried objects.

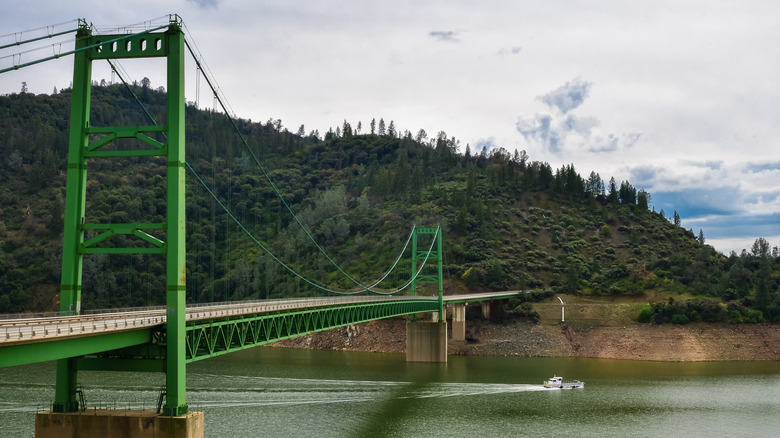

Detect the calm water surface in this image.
[1,348,779,437]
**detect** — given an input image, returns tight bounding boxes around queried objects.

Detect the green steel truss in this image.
[0,298,442,369]
[54,16,188,416]
[182,299,440,361]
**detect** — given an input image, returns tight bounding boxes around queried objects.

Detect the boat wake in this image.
[187,375,551,409]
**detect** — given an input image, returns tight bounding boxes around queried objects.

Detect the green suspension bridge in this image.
[0,15,521,430]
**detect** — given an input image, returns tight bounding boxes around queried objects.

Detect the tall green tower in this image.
[54,16,188,416]
[410,227,444,320]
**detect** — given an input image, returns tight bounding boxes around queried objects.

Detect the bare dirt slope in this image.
[272,317,780,361]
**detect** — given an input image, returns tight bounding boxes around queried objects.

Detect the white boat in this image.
[543,376,584,389]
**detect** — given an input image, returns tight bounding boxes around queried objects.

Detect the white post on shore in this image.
[557,296,565,323]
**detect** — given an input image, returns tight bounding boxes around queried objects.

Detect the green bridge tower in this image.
[54,16,188,416]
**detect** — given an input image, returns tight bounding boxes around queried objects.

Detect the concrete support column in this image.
[452,303,466,341]
[406,320,447,362]
[35,410,204,438]
[481,302,491,319]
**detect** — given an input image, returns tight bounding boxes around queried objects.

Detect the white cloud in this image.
[2,0,779,255]
[538,78,591,114]
[516,79,641,156]
[429,31,459,42]
[186,0,219,8]
[496,46,522,56]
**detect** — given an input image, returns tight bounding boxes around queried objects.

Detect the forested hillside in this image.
[1,84,778,323]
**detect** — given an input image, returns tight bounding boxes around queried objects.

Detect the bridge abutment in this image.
[34,409,204,438]
[406,320,447,362]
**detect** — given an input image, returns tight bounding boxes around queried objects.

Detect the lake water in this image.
[2,348,779,437]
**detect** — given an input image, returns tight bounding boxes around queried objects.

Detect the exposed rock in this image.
[271,317,780,361]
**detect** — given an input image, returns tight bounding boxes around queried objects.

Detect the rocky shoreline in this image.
[271,317,780,361]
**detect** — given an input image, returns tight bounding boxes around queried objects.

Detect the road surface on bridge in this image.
[0,291,523,345]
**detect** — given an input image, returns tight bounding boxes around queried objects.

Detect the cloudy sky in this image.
[1,0,778,255]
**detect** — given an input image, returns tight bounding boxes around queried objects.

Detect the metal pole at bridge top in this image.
[52,17,188,416]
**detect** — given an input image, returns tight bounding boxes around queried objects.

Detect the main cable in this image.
[187,161,437,295]
[182,33,412,293]
[102,41,430,294]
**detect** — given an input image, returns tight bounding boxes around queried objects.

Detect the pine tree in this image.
[637,189,650,212]
[607,177,618,204]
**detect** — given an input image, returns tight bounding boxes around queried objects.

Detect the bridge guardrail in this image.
[0,293,497,345]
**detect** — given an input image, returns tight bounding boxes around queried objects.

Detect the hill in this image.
[0,85,778,325]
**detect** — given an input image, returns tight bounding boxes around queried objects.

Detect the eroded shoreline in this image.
[272,318,780,361]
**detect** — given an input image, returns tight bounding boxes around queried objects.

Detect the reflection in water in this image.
[1,348,779,437]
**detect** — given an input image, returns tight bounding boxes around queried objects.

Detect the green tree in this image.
[637,189,650,212]
[607,177,618,203]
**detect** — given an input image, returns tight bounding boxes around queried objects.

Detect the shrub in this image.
[637,305,652,323]
[746,309,764,323]
[728,309,743,324]
[671,313,689,325]
[507,301,541,324]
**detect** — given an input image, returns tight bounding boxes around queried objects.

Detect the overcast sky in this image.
[1,0,778,255]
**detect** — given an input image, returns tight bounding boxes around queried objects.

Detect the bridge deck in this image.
[0,292,523,367]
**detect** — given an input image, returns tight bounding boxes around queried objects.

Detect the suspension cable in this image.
[0,23,170,74]
[0,37,75,62]
[106,59,159,124]
[0,19,78,41]
[104,53,428,294]
[91,15,173,34]
[182,34,406,292]
[0,29,77,51]
[187,161,437,295]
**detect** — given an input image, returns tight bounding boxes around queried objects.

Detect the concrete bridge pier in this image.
[452,303,466,341]
[34,409,204,438]
[481,302,491,319]
[406,320,447,362]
